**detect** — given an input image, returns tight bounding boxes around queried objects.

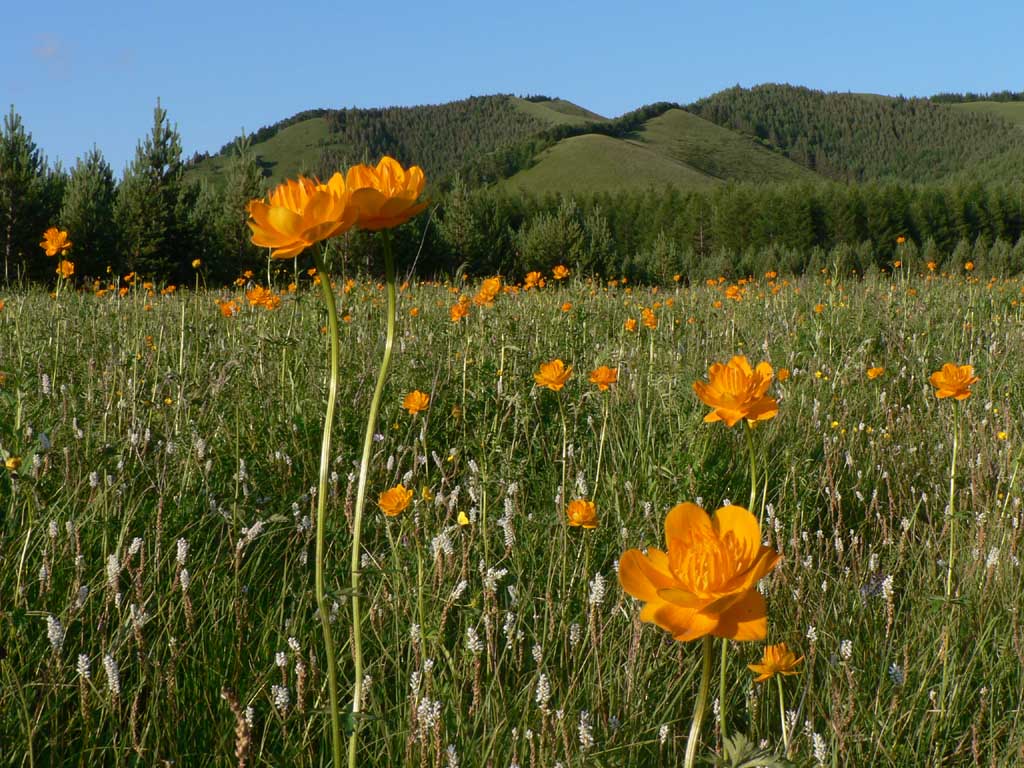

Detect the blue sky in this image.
[2,0,1021,175]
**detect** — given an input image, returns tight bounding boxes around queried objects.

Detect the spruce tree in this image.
[0,106,48,283]
[60,147,116,277]
[217,134,266,279]
[115,99,190,279]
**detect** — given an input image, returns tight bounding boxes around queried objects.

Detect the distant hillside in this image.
[189,95,586,186]
[501,108,817,195]
[947,100,1024,129]
[689,84,1024,182]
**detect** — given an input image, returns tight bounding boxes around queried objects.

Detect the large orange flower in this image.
[534,359,572,391]
[693,356,778,427]
[619,502,780,642]
[247,173,356,258]
[346,157,427,231]
[929,363,978,400]
[378,484,413,517]
[40,227,71,257]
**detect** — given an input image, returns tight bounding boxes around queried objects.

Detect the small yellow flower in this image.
[997,431,1008,441]
[4,456,22,472]
[40,227,71,256]
[191,258,202,269]
[929,363,978,401]
[534,359,572,391]
[748,642,803,682]
[402,390,430,415]
[457,510,471,526]
[589,366,618,391]
[566,499,598,529]
[378,484,413,517]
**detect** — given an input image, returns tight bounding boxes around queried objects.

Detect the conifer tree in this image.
[60,147,116,277]
[115,99,191,279]
[217,134,266,279]
[0,106,48,283]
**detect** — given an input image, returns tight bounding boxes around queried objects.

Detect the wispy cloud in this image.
[33,34,70,79]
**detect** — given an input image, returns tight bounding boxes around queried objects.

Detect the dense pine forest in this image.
[2,85,1024,284]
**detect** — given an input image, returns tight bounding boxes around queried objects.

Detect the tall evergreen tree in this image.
[60,147,116,277]
[217,134,266,279]
[0,106,49,283]
[115,99,191,279]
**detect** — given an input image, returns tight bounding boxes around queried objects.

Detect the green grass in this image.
[501,109,817,195]
[2,266,1024,766]
[947,101,1024,129]
[510,97,608,126]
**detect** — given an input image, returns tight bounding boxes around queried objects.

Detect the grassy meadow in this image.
[2,264,1024,767]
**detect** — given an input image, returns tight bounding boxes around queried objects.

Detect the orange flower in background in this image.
[473,276,501,306]
[693,356,778,428]
[929,363,978,400]
[378,484,413,517]
[247,173,356,258]
[624,317,638,332]
[523,271,542,290]
[724,285,743,302]
[4,456,22,472]
[534,359,572,391]
[964,261,975,272]
[217,298,239,317]
[55,260,74,279]
[561,302,572,312]
[191,258,202,269]
[552,264,570,280]
[402,390,430,415]
[40,227,71,256]
[619,502,781,642]
[748,642,803,682]
[566,499,598,529]
[927,261,937,271]
[589,365,618,391]
[896,235,907,245]
[867,366,884,380]
[246,285,280,310]
[776,368,790,382]
[814,303,825,314]
[641,307,657,329]
[450,296,470,323]
[346,156,427,231]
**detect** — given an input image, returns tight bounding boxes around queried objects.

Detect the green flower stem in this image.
[777,676,790,756]
[745,421,758,516]
[592,394,609,501]
[348,233,397,768]
[719,637,728,741]
[940,405,960,716]
[312,247,343,768]
[685,636,714,768]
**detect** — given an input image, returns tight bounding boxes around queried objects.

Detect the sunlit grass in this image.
[1,269,1023,766]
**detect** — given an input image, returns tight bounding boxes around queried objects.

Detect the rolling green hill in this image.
[947,100,1024,129]
[690,84,1024,182]
[501,108,817,195]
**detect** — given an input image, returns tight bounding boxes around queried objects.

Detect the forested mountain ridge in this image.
[688,84,1024,182]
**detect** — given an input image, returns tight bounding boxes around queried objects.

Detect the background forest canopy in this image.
[2,84,1024,286]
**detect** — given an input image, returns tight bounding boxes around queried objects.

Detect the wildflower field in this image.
[3,259,1024,767]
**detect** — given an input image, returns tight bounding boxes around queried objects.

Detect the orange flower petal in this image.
[713,589,767,641]
[712,505,761,567]
[618,548,676,602]
[664,502,712,543]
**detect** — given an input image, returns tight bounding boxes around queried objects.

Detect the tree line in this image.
[3,101,1024,288]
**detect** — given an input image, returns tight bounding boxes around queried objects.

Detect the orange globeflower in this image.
[247,173,356,258]
[619,502,781,642]
[624,317,638,332]
[449,298,470,323]
[473,276,501,306]
[55,260,74,279]
[776,368,790,382]
[964,261,974,272]
[929,363,979,400]
[523,271,542,290]
[246,285,280,310]
[346,156,427,231]
[378,484,413,517]
[217,298,239,317]
[402,390,430,415]
[641,307,657,329]
[896,235,907,245]
[748,642,803,682]
[40,227,71,256]
[867,366,884,380]
[589,365,618,391]
[566,499,598,529]
[534,359,572,391]
[693,356,778,428]
[552,264,570,280]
